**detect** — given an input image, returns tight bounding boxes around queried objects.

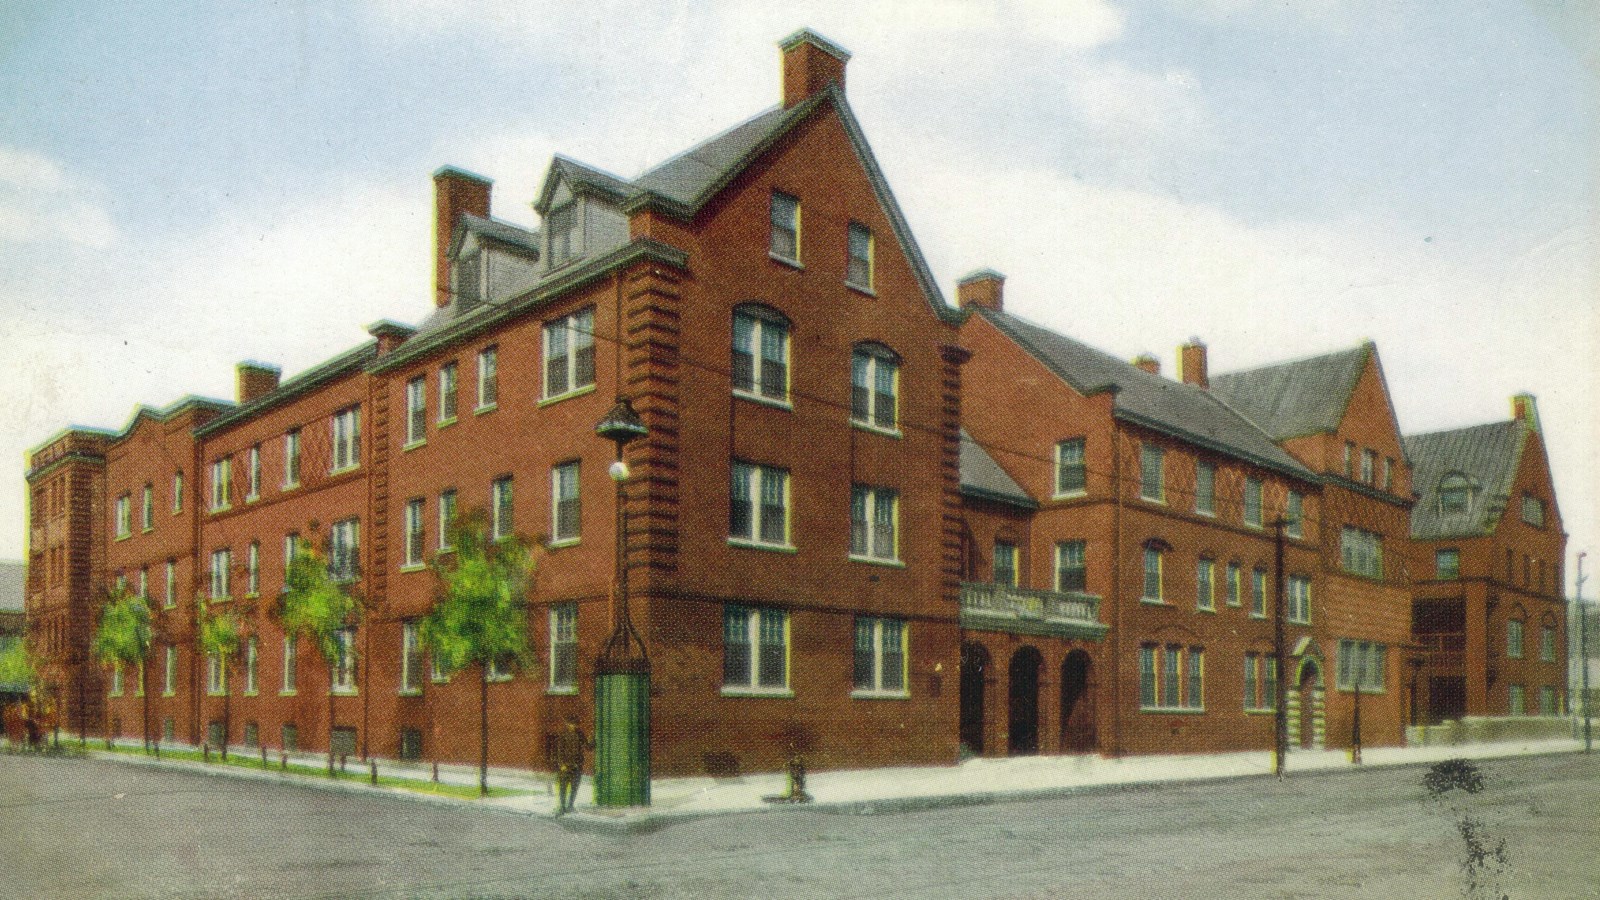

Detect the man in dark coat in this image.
[555,716,588,813]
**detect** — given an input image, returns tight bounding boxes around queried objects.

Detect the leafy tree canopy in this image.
[422,510,536,675]
[91,587,153,668]
[277,537,361,664]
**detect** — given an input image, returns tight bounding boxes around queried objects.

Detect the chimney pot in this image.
[433,166,493,309]
[957,269,1006,312]
[1133,353,1161,376]
[236,361,281,404]
[368,320,417,356]
[1179,338,1208,388]
[780,29,850,108]
[1511,393,1540,432]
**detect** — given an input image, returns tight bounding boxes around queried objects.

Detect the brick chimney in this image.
[1511,393,1540,432]
[1133,353,1160,376]
[369,320,416,356]
[434,166,492,308]
[957,269,1006,312]
[780,29,850,108]
[236,361,281,404]
[1179,337,1208,388]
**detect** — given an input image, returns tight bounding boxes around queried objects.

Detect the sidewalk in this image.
[60,735,1587,831]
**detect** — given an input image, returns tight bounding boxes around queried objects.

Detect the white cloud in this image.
[0,145,117,249]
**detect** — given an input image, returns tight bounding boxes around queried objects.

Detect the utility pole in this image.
[1578,551,1589,753]
[1273,518,1288,778]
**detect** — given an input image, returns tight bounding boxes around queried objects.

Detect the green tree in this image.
[422,510,536,795]
[90,587,154,751]
[196,595,243,760]
[276,536,361,776]
[0,638,36,692]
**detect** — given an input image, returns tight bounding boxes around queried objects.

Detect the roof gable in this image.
[960,430,1035,507]
[1405,420,1526,540]
[534,156,638,215]
[1210,343,1370,440]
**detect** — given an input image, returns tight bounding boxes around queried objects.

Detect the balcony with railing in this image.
[959,582,1108,640]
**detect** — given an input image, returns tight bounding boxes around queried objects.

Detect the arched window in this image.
[732,304,790,402]
[851,342,899,431]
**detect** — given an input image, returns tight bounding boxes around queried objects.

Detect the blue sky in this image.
[2,0,1594,585]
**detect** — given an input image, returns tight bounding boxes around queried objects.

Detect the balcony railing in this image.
[959,582,1108,640]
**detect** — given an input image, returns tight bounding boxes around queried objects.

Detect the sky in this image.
[1,1,1595,587]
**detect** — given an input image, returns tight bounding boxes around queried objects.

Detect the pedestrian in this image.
[554,716,588,813]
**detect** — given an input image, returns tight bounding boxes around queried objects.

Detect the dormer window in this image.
[547,204,576,267]
[454,250,482,304]
[1438,473,1471,515]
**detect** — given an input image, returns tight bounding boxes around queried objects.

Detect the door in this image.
[959,643,989,755]
[1008,647,1042,756]
[1298,660,1322,749]
[1059,650,1096,752]
[1429,676,1467,723]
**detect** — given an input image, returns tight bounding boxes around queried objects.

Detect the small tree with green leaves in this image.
[196,595,243,760]
[422,510,536,795]
[276,536,361,776]
[90,587,154,752]
[0,638,36,694]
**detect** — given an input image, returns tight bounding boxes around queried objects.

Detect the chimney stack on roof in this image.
[1179,338,1208,388]
[780,29,850,108]
[433,166,492,309]
[956,269,1006,312]
[1511,393,1540,432]
[1133,353,1161,376]
[236,361,281,404]
[369,320,416,356]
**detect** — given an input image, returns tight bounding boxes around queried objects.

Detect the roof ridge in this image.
[1404,418,1518,442]
[1210,341,1369,381]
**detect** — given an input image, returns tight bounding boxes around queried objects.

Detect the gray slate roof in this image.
[979,309,1314,481]
[632,105,793,209]
[0,560,23,613]
[458,213,540,256]
[1209,344,1369,441]
[1405,420,1526,540]
[960,430,1035,507]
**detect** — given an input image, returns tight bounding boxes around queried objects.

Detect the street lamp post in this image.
[1578,552,1589,753]
[593,398,651,806]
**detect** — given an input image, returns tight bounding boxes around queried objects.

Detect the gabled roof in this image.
[535,156,639,213]
[960,430,1036,508]
[455,213,540,256]
[1405,420,1527,540]
[977,308,1314,481]
[1209,343,1370,441]
[631,105,794,210]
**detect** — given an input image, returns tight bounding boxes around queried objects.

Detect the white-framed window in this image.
[1343,441,1355,478]
[210,548,231,600]
[1139,444,1164,503]
[163,645,177,697]
[283,429,301,488]
[1506,619,1524,659]
[476,346,498,410]
[332,627,357,694]
[1286,491,1304,538]
[1336,639,1387,692]
[543,308,596,399]
[1541,625,1557,662]
[486,654,513,682]
[732,305,790,403]
[164,559,176,608]
[1142,545,1164,601]
[1226,562,1242,607]
[846,221,874,290]
[723,605,789,692]
[405,376,427,445]
[849,486,898,562]
[993,542,1018,587]
[1521,494,1545,527]
[283,532,300,578]
[331,407,360,472]
[246,444,261,500]
[438,489,457,550]
[853,617,906,696]
[246,541,259,597]
[1361,448,1376,484]
[1251,567,1268,618]
[850,344,898,431]
[1056,438,1087,497]
[1539,685,1557,715]
[1288,574,1311,625]
[404,498,425,567]
[110,661,124,697]
[1243,477,1263,528]
[115,493,131,538]
[1437,548,1460,580]
[730,461,789,547]
[1508,684,1525,715]
[549,603,577,692]
[1340,527,1383,579]
[547,204,576,266]
[400,621,422,694]
[1383,456,1394,491]
[330,518,359,581]
[438,362,458,423]
[1195,461,1215,515]
[206,652,226,696]
[173,470,184,513]
[141,483,154,531]
[770,190,800,262]
[244,636,258,695]
[137,566,149,599]
[1196,558,1215,611]
[491,476,514,541]
[282,636,298,694]
[551,462,580,544]
[209,458,232,511]
[1140,644,1203,710]
[1243,652,1278,712]
[1056,540,1087,592]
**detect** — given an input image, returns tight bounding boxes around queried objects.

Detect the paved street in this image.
[2,751,1597,899]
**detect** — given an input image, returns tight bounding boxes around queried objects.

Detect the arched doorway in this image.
[959,643,989,755]
[1059,650,1096,752]
[1295,659,1325,750]
[1008,646,1042,756]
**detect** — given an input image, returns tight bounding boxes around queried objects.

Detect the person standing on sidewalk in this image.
[555,716,589,813]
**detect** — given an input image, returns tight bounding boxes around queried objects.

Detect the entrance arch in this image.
[1059,650,1096,752]
[1008,646,1042,756]
[1292,658,1325,750]
[959,643,990,755]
